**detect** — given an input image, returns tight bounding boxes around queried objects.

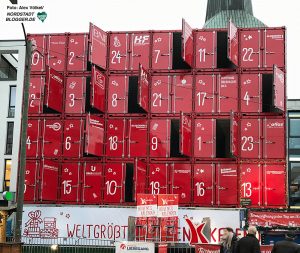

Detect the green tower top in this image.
[204,0,266,28]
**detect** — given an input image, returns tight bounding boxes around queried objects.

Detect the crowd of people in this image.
[220,226,300,253]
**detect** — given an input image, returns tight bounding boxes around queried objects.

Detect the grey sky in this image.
[1,0,299,99]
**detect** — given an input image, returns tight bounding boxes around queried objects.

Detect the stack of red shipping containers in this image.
[23,20,286,209]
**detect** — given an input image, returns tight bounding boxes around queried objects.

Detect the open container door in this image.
[180,113,192,157]
[230,113,239,157]
[228,20,239,66]
[45,67,64,113]
[40,159,59,202]
[89,23,107,70]
[138,64,150,112]
[91,65,106,112]
[273,65,285,112]
[182,18,194,67]
[134,160,147,200]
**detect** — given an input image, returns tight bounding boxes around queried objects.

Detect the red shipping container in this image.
[45,67,64,113]
[128,119,148,157]
[107,75,128,113]
[108,33,130,71]
[216,163,238,206]
[263,118,285,159]
[218,73,238,113]
[103,163,125,203]
[149,119,170,158]
[89,23,107,70]
[41,119,62,158]
[106,119,126,157]
[28,34,47,72]
[240,118,262,159]
[82,162,103,204]
[172,75,193,113]
[193,164,214,206]
[182,19,193,67]
[138,64,150,112]
[170,163,191,204]
[90,66,106,112]
[151,76,171,114]
[26,119,41,158]
[60,162,81,203]
[194,119,215,158]
[63,119,83,158]
[39,160,59,201]
[84,114,104,157]
[130,33,150,70]
[264,164,286,206]
[195,74,216,113]
[148,164,168,195]
[47,35,66,72]
[180,114,192,157]
[24,161,39,202]
[65,77,86,114]
[240,164,262,207]
[240,29,261,68]
[67,34,88,71]
[240,73,262,113]
[195,31,216,69]
[152,32,173,70]
[28,76,44,114]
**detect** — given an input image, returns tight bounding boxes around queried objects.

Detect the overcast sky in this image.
[1,0,299,99]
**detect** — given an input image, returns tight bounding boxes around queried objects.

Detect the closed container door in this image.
[240,119,261,159]
[82,162,103,204]
[28,35,46,72]
[63,119,83,158]
[42,119,62,158]
[152,32,172,70]
[148,164,168,195]
[263,29,285,68]
[26,119,40,158]
[264,164,286,206]
[216,164,238,206]
[151,76,171,114]
[90,66,106,112]
[24,161,38,202]
[67,34,88,71]
[60,163,81,203]
[172,75,193,113]
[193,164,214,206]
[171,163,191,204]
[84,115,104,157]
[128,119,147,158]
[218,74,238,113]
[40,160,59,201]
[107,75,128,113]
[264,118,285,159]
[65,77,86,114]
[240,164,262,207]
[106,119,126,157]
[195,31,216,69]
[29,76,44,114]
[109,33,130,70]
[131,33,150,70]
[104,163,124,203]
[194,119,215,158]
[240,74,261,113]
[240,30,261,68]
[195,75,216,113]
[149,119,170,158]
[47,35,66,72]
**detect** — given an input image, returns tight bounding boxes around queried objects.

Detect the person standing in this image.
[271,233,300,253]
[220,227,238,253]
[236,226,260,253]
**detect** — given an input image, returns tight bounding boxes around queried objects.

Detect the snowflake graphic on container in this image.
[23,210,59,239]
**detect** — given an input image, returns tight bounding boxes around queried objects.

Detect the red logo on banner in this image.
[184,216,210,244]
[157,194,178,217]
[195,244,221,253]
[137,194,157,217]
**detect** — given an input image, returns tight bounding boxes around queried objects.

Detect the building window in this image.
[289,118,300,155]
[0,53,17,81]
[289,162,300,206]
[5,122,14,155]
[8,86,16,118]
[3,160,11,192]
